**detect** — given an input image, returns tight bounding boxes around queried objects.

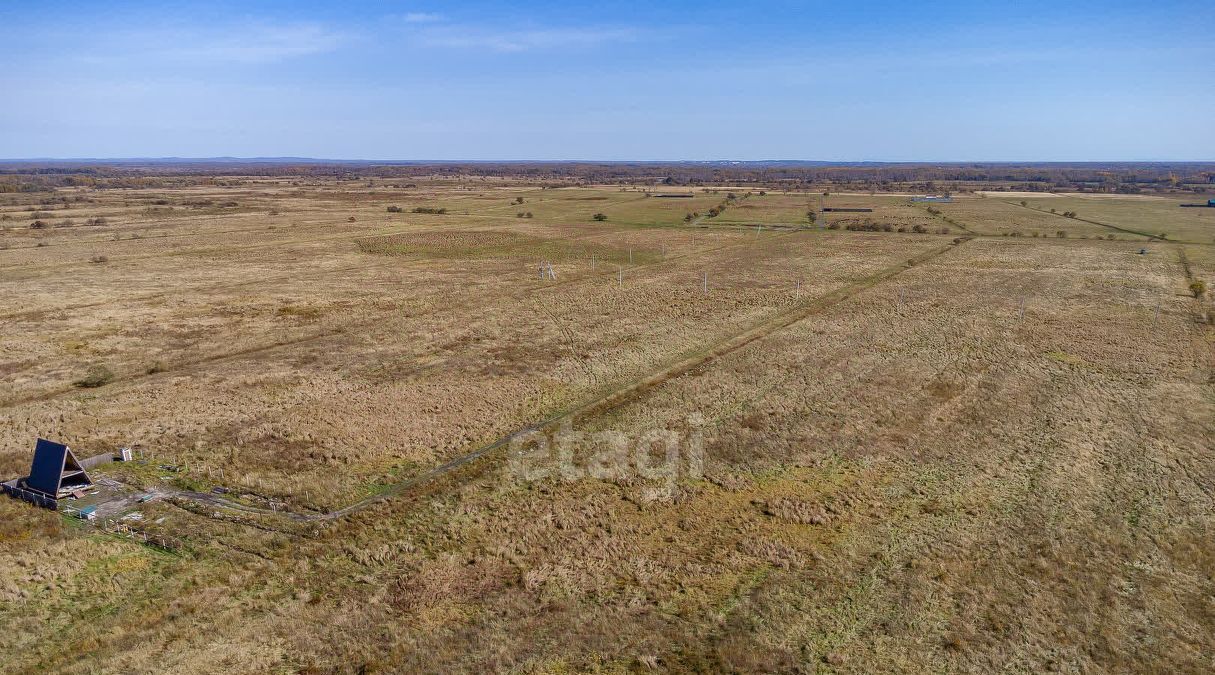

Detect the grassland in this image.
[1,179,1212,673]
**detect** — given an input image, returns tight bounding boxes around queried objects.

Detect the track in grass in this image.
[177,237,972,522]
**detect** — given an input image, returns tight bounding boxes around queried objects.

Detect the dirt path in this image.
[174,236,972,522]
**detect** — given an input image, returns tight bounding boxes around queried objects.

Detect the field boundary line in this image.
[0,228,803,410]
[181,236,970,521]
[1006,201,1165,241]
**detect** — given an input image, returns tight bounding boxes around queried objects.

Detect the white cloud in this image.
[403,12,444,24]
[185,23,345,63]
[97,22,347,65]
[414,25,642,53]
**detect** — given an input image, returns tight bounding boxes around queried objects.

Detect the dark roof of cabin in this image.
[25,438,91,496]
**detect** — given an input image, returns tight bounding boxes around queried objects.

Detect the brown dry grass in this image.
[0,179,1211,674]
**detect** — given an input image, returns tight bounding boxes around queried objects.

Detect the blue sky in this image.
[1,0,1212,160]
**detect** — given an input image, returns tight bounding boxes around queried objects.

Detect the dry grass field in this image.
[1,178,1212,673]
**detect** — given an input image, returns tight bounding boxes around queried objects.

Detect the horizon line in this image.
[2,157,1215,165]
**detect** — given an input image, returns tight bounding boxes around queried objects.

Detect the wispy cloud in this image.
[95,22,348,65]
[413,24,643,53]
[402,12,444,24]
[167,23,347,64]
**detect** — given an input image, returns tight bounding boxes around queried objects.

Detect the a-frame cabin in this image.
[23,438,94,498]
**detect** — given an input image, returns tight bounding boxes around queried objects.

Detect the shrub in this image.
[911,224,928,234]
[411,207,448,214]
[525,212,533,218]
[826,222,840,230]
[89,254,108,264]
[85,216,108,226]
[1191,280,1207,299]
[74,364,115,388]
[30,219,47,229]
[347,216,357,222]
[592,213,608,221]
[1056,230,1067,238]
[386,205,403,213]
